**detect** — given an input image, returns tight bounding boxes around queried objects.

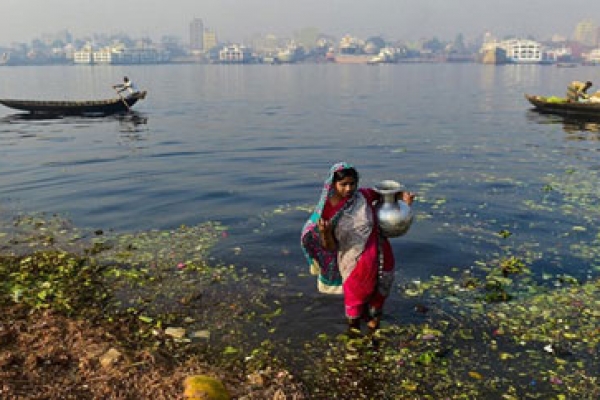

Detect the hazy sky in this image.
[3,0,600,45]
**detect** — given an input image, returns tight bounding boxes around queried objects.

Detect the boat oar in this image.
[113,87,131,113]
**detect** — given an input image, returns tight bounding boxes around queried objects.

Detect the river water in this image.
[1,63,599,335]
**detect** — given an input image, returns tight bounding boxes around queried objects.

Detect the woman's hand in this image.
[318,218,331,233]
[397,191,416,206]
[318,218,336,250]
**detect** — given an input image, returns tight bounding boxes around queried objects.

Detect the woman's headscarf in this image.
[300,162,357,294]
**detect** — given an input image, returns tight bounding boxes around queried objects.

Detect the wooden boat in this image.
[0,91,147,116]
[525,94,600,118]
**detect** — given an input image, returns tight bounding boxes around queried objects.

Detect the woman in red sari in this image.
[301,162,414,333]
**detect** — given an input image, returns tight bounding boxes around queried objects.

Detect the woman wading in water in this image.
[301,162,414,334]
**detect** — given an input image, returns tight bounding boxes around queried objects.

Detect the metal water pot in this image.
[373,180,413,238]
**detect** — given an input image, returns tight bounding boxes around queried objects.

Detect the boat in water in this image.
[556,62,578,68]
[525,94,600,118]
[0,91,147,116]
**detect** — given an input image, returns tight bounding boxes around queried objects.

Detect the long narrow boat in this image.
[525,93,600,118]
[0,91,147,116]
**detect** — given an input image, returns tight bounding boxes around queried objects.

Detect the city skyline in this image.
[3,0,600,46]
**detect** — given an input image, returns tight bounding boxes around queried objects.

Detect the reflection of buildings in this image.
[478,66,501,108]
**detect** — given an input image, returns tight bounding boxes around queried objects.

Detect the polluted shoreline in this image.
[1,163,600,398]
[1,198,600,398]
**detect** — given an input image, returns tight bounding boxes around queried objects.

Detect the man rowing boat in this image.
[113,76,140,98]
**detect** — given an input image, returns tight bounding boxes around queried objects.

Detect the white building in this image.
[93,48,113,64]
[583,48,600,65]
[218,44,253,63]
[73,43,170,65]
[544,46,572,62]
[501,39,542,63]
[73,44,94,64]
[499,39,555,64]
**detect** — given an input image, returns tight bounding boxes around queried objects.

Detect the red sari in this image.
[321,188,395,320]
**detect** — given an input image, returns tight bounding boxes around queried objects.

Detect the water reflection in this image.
[115,113,149,151]
[1,111,148,128]
[0,111,148,125]
[526,110,600,140]
[116,112,148,133]
[0,111,148,146]
[0,112,65,123]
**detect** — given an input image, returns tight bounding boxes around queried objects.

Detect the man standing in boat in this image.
[566,80,592,102]
[113,76,140,98]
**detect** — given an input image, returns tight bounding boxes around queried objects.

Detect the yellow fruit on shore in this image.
[183,375,231,400]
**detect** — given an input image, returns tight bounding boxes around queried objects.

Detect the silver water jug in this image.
[373,180,413,238]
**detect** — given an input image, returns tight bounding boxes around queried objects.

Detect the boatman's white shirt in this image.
[122,81,139,96]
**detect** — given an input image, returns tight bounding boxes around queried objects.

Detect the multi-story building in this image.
[73,43,170,65]
[203,29,217,51]
[94,49,111,63]
[190,18,204,51]
[73,43,94,64]
[573,19,597,47]
[501,39,544,63]
[218,44,253,63]
[583,48,600,65]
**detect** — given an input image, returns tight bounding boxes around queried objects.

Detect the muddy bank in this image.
[1,213,600,399]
